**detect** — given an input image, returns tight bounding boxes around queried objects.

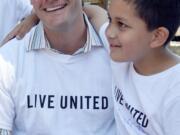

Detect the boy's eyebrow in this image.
[115,17,128,23]
[107,12,128,23]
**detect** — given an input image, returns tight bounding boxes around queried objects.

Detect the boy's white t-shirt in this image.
[112,62,180,135]
[99,22,180,135]
[0,24,116,135]
[0,0,32,43]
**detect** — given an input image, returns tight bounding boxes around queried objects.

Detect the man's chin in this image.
[44,22,68,32]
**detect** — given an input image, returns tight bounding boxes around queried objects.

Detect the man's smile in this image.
[44,3,68,12]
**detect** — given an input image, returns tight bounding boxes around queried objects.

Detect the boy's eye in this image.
[108,16,112,23]
[118,22,128,29]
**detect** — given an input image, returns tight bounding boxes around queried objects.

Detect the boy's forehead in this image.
[109,0,136,15]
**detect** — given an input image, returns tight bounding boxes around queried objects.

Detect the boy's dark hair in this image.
[124,0,180,45]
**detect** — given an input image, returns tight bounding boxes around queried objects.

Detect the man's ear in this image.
[150,27,169,48]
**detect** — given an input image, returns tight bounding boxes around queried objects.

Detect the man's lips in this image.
[44,3,67,12]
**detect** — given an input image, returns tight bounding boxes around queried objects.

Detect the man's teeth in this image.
[45,5,66,12]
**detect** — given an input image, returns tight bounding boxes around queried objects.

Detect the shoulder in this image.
[0,37,27,60]
[162,81,180,135]
[111,61,131,84]
[0,38,24,78]
[0,29,33,89]
[111,61,131,72]
[0,28,35,90]
[0,40,18,91]
[83,5,108,32]
[98,22,110,52]
[0,28,33,67]
[162,64,180,106]
[167,63,180,87]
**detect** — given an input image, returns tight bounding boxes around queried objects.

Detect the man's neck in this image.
[44,14,87,55]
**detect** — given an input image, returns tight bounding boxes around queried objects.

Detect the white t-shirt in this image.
[0,22,116,135]
[99,22,180,135]
[0,0,32,43]
[111,62,180,135]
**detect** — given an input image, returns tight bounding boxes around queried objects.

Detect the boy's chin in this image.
[110,53,125,63]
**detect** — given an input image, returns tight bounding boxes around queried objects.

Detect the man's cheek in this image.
[31,0,45,8]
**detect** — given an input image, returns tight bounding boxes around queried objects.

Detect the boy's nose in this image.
[106,24,117,39]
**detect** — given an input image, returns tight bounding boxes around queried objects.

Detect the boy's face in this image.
[31,0,82,31]
[106,0,154,62]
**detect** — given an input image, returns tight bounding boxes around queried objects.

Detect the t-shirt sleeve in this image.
[0,55,15,131]
[16,0,32,21]
[162,83,180,135]
[98,22,110,53]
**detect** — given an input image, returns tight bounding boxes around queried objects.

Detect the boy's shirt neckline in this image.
[130,62,180,79]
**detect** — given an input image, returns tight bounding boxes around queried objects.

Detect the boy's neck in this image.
[133,48,180,75]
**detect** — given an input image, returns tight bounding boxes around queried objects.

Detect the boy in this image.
[72,0,180,135]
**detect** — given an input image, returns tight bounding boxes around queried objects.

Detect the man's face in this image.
[31,0,82,31]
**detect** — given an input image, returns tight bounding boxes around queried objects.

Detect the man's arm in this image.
[83,5,108,32]
[1,5,107,45]
[0,129,11,135]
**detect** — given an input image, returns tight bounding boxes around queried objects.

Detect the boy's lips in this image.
[110,44,122,48]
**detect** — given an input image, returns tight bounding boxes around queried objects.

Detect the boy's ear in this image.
[150,27,169,48]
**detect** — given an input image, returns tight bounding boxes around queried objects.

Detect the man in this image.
[0,0,115,134]
[0,0,32,44]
